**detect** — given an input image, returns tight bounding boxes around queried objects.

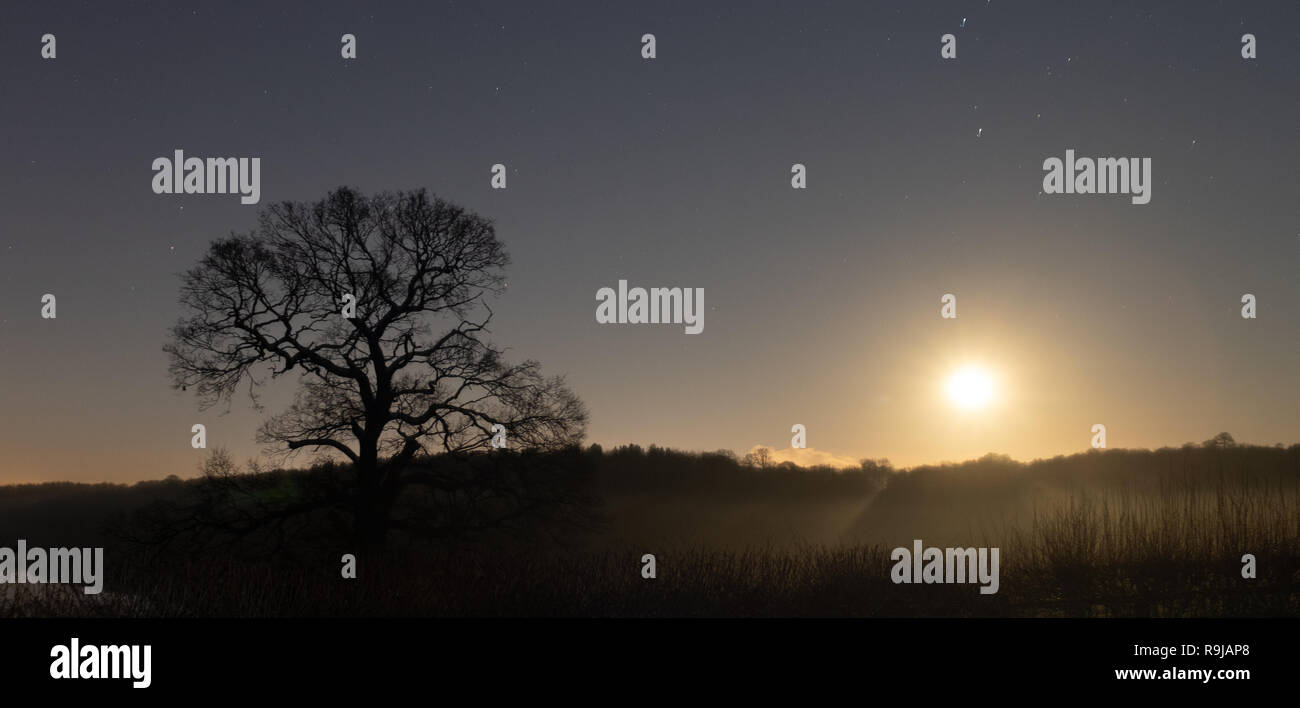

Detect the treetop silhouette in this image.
[164,186,587,549]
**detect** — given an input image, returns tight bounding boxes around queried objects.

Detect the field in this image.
[1,440,1296,617]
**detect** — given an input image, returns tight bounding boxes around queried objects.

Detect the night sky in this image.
[1,1,1297,483]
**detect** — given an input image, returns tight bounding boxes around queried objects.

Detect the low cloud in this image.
[744,445,860,469]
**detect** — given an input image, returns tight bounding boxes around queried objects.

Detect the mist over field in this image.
[2,436,1295,617]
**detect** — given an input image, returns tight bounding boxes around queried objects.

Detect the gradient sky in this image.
[1,1,1297,482]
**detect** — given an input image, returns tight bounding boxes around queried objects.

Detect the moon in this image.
[947,367,995,410]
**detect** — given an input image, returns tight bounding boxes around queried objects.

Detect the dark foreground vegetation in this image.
[1,436,1297,617]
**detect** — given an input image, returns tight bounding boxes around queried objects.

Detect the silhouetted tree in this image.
[1204,432,1236,449]
[164,187,587,551]
[743,447,773,469]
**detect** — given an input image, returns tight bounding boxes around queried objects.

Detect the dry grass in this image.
[3,444,1296,617]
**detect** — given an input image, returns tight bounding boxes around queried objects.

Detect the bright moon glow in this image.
[947,367,995,410]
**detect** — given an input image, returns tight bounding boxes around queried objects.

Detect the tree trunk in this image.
[354,435,391,553]
[355,490,391,552]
